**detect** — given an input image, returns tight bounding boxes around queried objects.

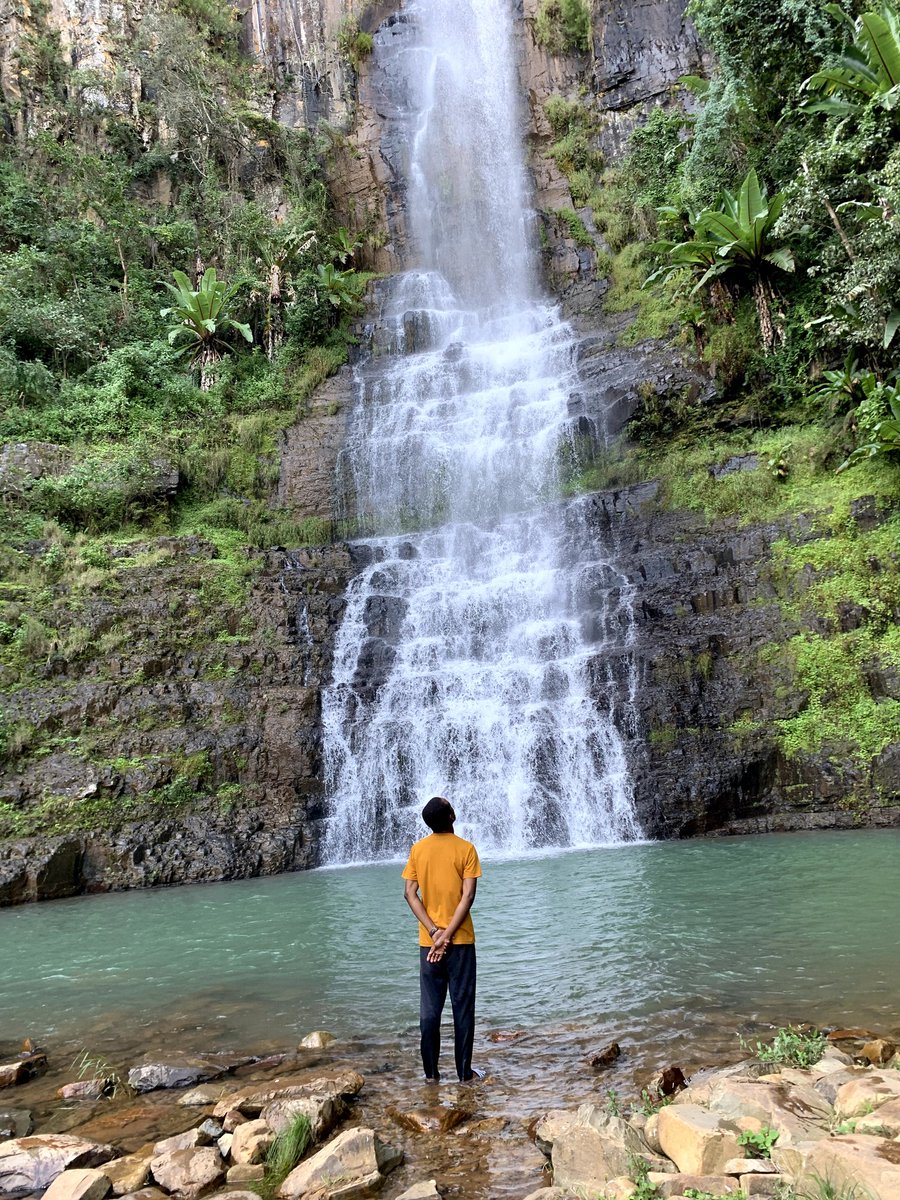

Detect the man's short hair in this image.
[422,796,454,833]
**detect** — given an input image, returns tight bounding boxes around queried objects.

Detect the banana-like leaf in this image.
[738,169,766,227]
[699,210,745,245]
[859,11,900,87]
[764,247,796,272]
[884,308,900,347]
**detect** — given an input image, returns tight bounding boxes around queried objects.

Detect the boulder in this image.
[800,1134,900,1200]
[657,1104,743,1175]
[42,1169,111,1200]
[101,1151,153,1196]
[261,1095,341,1141]
[647,1174,738,1197]
[277,1127,401,1199]
[643,1113,662,1155]
[216,1136,232,1159]
[0,1056,47,1090]
[213,1071,363,1120]
[177,1086,231,1108]
[586,1042,620,1069]
[118,1191,166,1200]
[395,1184,441,1200]
[741,1176,785,1197]
[705,1078,831,1143]
[149,1147,225,1198]
[197,1122,221,1142]
[128,1061,228,1094]
[533,1110,575,1157]
[722,1159,775,1175]
[222,1112,247,1133]
[57,1081,108,1102]
[229,1119,272,1165]
[0,1136,116,1193]
[152,1130,210,1157]
[298,1032,335,1050]
[834,1071,900,1118]
[549,1107,661,1192]
[856,1098,900,1135]
[0,1111,32,1141]
[520,1190,578,1200]
[861,1039,896,1066]
[225,1165,264,1183]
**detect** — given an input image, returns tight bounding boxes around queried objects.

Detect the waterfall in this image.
[320,0,642,863]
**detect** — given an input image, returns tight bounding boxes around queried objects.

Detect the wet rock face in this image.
[0,541,359,905]
[568,487,900,839]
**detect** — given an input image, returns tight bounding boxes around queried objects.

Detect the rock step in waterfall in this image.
[320,0,642,863]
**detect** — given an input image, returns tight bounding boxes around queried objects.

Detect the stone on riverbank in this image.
[128,1062,229,1094]
[229,1119,272,1165]
[0,1135,116,1194]
[42,1169,111,1200]
[395,1182,441,1199]
[149,1147,224,1197]
[225,1165,264,1183]
[152,1131,210,1157]
[118,1190,166,1200]
[647,1174,738,1197]
[298,1032,335,1050]
[800,1133,900,1197]
[657,1104,742,1175]
[101,1151,153,1196]
[0,1112,32,1142]
[861,1038,896,1065]
[261,1095,341,1141]
[540,1106,665,1192]
[277,1127,402,1199]
[212,1070,363,1120]
[834,1070,900,1117]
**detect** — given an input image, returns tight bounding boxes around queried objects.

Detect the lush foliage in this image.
[535,0,592,54]
[0,0,370,560]
[752,1025,828,1068]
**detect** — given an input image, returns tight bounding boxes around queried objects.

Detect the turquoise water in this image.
[1,831,898,1059]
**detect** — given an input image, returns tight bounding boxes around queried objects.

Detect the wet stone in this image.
[0,1112,32,1142]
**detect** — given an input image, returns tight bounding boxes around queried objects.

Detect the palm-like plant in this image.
[316,262,366,314]
[647,170,795,349]
[802,2,900,120]
[160,268,252,390]
[837,378,900,471]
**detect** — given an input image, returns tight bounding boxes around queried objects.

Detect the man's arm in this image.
[429,878,477,961]
[404,879,443,943]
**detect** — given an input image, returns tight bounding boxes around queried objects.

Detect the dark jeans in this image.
[419,943,476,1081]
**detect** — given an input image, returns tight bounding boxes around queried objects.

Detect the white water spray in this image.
[321,0,642,862]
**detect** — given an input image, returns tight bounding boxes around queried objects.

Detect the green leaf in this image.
[859,12,900,88]
[884,308,900,347]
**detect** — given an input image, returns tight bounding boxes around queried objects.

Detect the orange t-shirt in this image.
[402,832,482,947]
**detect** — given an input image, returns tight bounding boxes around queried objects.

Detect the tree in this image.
[647,169,795,348]
[160,267,251,390]
[802,2,900,120]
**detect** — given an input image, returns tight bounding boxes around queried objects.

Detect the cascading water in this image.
[320,0,642,862]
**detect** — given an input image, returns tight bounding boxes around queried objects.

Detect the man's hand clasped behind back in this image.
[428,926,449,962]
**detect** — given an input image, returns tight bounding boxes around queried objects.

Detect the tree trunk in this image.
[753,276,784,351]
[198,342,218,391]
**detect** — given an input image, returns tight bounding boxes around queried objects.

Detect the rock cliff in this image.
[1,0,896,904]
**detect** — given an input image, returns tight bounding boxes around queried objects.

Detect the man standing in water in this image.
[402,796,483,1083]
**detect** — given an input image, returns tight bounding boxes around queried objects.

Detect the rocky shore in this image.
[2,1026,900,1200]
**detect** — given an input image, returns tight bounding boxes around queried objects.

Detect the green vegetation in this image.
[337,17,375,72]
[751,1025,828,1068]
[737,1125,779,1158]
[264,1114,313,1193]
[0,0,370,569]
[535,0,592,54]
